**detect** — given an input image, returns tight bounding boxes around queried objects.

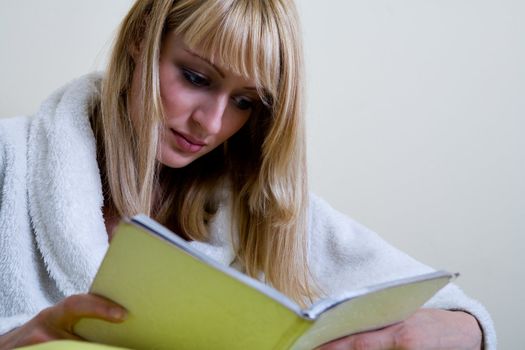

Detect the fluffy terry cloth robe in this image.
[0,74,496,348]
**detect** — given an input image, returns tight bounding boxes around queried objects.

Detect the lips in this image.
[170,129,206,153]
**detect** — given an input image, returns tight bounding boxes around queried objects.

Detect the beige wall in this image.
[298,1,524,348]
[1,1,523,348]
[0,0,132,117]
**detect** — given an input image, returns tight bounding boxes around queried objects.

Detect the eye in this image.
[232,96,255,111]
[182,68,210,87]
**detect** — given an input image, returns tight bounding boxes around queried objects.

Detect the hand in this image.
[316,309,482,350]
[0,294,127,349]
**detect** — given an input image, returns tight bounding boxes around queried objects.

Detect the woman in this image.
[0,0,495,349]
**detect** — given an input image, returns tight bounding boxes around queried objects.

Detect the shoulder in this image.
[306,193,433,295]
[0,115,32,168]
[0,115,32,141]
[0,71,103,157]
[306,192,419,262]
[307,193,382,250]
[307,193,381,263]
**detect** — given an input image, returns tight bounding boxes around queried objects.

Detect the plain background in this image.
[1,1,523,348]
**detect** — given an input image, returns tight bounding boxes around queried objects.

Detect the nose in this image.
[192,94,228,135]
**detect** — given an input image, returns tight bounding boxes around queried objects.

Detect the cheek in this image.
[158,63,194,117]
[160,78,183,114]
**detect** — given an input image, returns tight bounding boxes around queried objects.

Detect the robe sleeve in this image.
[307,193,496,349]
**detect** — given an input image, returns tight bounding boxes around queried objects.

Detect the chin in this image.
[157,149,198,169]
[158,157,194,169]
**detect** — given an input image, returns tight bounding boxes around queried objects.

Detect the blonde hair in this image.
[95,0,316,305]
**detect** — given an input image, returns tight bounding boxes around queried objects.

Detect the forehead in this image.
[168,6,282,98]
[162,31,258,87]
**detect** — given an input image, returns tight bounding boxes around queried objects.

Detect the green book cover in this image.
[16,340,130,350]
[74,215,455,350]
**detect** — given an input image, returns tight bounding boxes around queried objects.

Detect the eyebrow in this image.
[183,48,225,78]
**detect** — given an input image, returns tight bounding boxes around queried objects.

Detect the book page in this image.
[290,273,452,350]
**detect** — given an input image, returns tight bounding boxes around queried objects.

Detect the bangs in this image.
[169,0,281,105]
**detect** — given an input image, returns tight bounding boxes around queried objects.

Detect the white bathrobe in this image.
[0,74,496,348]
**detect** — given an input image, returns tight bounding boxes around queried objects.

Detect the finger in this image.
[317,327,398,350]
[346,331,396,350]
[39,327,84,341]
[17,326,81,346]
[52,294,127,331]
[55,328,86,341]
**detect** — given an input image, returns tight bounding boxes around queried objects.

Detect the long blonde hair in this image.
[95,0,315,305]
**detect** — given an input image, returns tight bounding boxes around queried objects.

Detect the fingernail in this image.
[111,307,127,320]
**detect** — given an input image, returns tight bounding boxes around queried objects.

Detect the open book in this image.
[74,215,456,350]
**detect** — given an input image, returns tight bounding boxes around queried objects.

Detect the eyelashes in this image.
[181,67,257,111]
[182,68,210,87]
[232,96,255,110]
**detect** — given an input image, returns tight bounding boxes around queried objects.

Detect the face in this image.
[129,32,260,169]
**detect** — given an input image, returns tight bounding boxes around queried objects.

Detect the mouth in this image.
[170,129,206,153]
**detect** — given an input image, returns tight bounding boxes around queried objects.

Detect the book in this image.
[16,340,129,350]
[74,215,456,350]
